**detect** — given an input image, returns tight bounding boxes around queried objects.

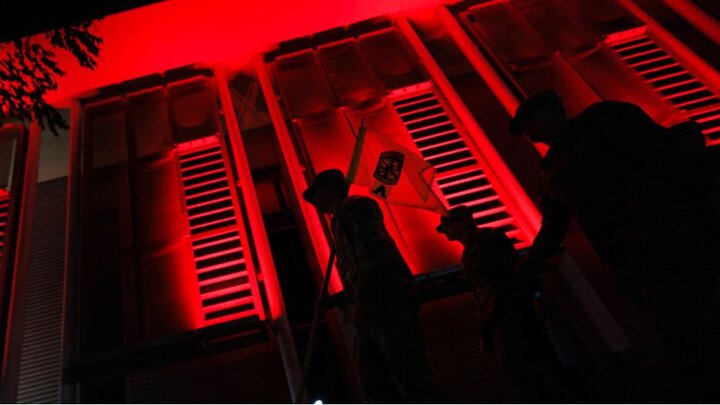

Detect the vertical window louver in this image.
[607,30,720,146]
[77,74,269,352]
[391,84,530,248]
[176,136,265,327]
[0,190,8,268]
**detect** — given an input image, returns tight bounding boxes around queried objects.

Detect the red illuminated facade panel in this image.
[0,128,20,277]
[456,0,720,144]
[176,136,265,326]
[389,84,531,248]
[458,1,602,117]
[0,123,41,404]
[0,192,8,268]
[76,72,270,354]
[606,30,720,145]
[5,0,720,402]
[270,25,537,276]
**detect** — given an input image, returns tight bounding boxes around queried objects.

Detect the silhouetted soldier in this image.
[303,169,446,403]
[510,91,720,400]
[436,205,561,401]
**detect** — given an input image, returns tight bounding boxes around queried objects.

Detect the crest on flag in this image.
[373,151,405,186]
[345,120,448,215]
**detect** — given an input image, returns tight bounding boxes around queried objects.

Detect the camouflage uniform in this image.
[461,227,558,401]
[331,196,444,403]
[527,101,720,399]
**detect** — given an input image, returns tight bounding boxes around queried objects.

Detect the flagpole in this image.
[294,117,366,404]
[294,248,336,404]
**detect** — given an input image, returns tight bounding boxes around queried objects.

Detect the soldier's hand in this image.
[318,292,345,311]
[514,256,544,295]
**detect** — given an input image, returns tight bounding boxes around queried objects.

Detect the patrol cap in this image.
[436,205,475,234]
[302,169,348,205]
[509,90,563,136]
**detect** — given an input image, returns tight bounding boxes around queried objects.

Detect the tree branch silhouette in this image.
[0,20,102,134]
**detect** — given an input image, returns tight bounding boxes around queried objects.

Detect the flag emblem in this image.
[373,151,405,186]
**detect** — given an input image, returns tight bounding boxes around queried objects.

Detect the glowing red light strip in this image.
[186,196,234,211]
[442,184,494,199]
[463,194,501,207]
[478,217,515,229]
[437,173,486,188]
[613,39,654,52]
[505,228,524,238]
[198,272,249,288]
[195,256,245,275]
[393,94,435,108]
[663,87,710,100]
[610,34,651,48]
[693,111,720,123]
[194,246,244,262]
[402,112,449,126]
[619,47,663,60]
[422,147,472,160]
[674,95,718,108]
[202,296,256,313]
[433,157,477,170]
[179,149,223,165]
[627,54,673,68]
[181,159,225,173]
[654,78,698,92]
[185,189,230,200]
[412,129,460,143]
[176,136,219,152]
[187,206,235,221]
[635,62,680,75]
[397,104,442,117]
[408,122,456,136]
[183,179,229,192]
[471,205,507,219]
[418,139,466,152]
[646,70,689,83]
[203,310,258,327]
[200,284,251,300]
[182,168,227,182]
[189,216,236,232]
[192,234,241,250]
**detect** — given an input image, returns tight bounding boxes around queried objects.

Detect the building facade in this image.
[2,0,719,402]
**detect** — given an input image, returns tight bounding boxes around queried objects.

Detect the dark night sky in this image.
[0,1,163,42]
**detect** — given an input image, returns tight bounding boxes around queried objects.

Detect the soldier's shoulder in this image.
[339,196,381,221]
[344,195,379,210]
[578,101,649,123]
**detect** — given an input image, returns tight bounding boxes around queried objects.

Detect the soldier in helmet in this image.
[303,169,446,403]
[511,91,720,400]
[436,205,559,401]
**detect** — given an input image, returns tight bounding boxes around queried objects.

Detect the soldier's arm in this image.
[524,193,571,268]
[486,227,519,267]
[320,291,347,311]
[346,198,395,274]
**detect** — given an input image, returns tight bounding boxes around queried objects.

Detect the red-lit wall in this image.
[44,0,451,106]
